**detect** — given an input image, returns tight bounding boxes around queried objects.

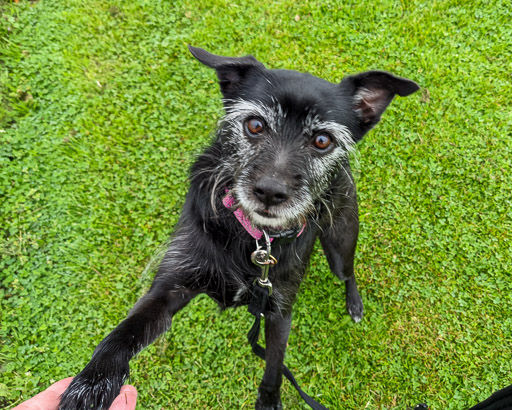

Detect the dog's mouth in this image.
[247,205,305,231]
[225,185,311,231]
[249,209,287,228]
[253,209,287,228]
[224,190,283,228]
[255,209,273,217]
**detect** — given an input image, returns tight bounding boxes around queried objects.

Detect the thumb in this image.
[109,385,138,410]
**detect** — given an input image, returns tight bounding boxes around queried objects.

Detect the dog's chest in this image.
[204,241,313,313]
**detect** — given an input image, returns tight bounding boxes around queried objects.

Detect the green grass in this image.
[1,0,511,408]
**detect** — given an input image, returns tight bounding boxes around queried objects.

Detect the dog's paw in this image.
[255,400,283,410]
[255,385,282,410]
[347,293,364,323]
[255,404,283,410]
[59,362,128,410]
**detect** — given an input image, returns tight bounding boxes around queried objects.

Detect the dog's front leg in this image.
[320,218,364,323]
[255,312,292,410]
[59,285,196,410]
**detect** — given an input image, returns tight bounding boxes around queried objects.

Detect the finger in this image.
[13,377,74,410]
[109,385,138,410]
[46,377,74,394]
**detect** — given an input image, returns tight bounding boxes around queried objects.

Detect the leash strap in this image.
[247,286,328,410]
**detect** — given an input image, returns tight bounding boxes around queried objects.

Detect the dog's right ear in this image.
[340,71,419,141]
[189,45,265,99]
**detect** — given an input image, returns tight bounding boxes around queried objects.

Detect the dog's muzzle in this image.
[223,190,305,244]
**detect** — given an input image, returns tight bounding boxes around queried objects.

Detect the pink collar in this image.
[222,191,305,242]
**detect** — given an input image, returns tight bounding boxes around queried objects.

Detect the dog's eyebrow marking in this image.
[222,98,285,131]
[303,112,354,154]
[222,99,355,161]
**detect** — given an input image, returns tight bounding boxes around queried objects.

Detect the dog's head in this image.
[190,46,419,230]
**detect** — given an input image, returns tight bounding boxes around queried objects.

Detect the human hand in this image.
[13,377,137,410]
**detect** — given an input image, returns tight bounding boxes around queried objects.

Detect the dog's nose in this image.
[253,177,290,207]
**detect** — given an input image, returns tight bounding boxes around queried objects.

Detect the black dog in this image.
[60,46,419,409]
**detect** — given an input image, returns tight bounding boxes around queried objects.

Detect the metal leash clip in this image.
[251,230,277,295]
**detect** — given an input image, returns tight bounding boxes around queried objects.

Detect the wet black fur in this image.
[59,47,419,409]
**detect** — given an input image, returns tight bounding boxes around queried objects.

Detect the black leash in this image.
[247,284,328,410]
[247,229,327,409]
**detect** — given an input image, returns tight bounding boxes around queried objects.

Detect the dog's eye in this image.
[312,133,333,151]
[245,117,265,136]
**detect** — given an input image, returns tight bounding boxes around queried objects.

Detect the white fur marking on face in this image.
[302,112,356,212]
[247,212,290,229]
[221,98,285,133]
[303,112,354,154]
[235,183,313,229]
[218,99,355,229]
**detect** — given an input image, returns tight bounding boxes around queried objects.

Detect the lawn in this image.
[1,0,511,409]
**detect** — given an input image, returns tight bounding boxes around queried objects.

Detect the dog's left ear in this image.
[340,71,419,140]
[189,45,265,99]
